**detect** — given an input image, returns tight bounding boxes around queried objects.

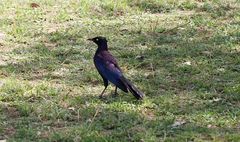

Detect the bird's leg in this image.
[115,86,118,95]
[99,86,107,99]
[112,86,118,97]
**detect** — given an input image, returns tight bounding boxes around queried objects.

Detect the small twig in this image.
[77,108,80,122]
[160,21,191,34]
[150,62,155,77]
[87,106,101,129]
[60,47,74,65]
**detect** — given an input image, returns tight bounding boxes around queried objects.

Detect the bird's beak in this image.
[87,38,93,41]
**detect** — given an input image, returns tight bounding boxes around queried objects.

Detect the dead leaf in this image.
[209,98,222,103]
[60,101,69,108]
[44,42,57,50]
[0,32,5,40]
[207,124,217,128]
[202,51,212,56]
[6,107,20,118]
[171,119,187,128]
[135,55,145,61]
[0,80,4,87]
[68,107,75,111]
[182,61,191,66]
[30,3,40,8]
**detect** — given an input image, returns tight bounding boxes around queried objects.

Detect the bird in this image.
[88,36,144,100]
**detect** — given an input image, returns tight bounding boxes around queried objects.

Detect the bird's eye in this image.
[96,38,99,41]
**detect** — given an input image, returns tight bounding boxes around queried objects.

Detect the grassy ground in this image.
[0,0,240,141]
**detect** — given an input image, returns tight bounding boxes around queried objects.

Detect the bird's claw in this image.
[98,95,107,100]
[112,92,119,98]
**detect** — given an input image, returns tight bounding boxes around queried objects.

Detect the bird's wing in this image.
[95,52,123,78]
[94,51,127,92]
[99,51,122,71]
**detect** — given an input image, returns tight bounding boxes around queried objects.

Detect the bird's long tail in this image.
[120,77,144,100]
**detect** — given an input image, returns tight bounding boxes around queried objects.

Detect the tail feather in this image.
[120,77,144,100]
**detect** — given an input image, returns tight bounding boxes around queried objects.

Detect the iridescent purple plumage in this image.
[88,36,144,100]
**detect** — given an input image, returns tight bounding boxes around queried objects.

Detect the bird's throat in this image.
[97,42,108,52]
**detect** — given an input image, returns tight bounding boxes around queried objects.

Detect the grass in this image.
[0,0,240,141]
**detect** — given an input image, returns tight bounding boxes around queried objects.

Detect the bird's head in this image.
[88,36,108,46]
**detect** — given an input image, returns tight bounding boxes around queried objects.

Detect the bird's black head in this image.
[88,36,108,46]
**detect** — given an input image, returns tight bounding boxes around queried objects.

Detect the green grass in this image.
[0,0,240,141]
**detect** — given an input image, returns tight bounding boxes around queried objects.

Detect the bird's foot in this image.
[111,92,119,98]
[98,94,103,99]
